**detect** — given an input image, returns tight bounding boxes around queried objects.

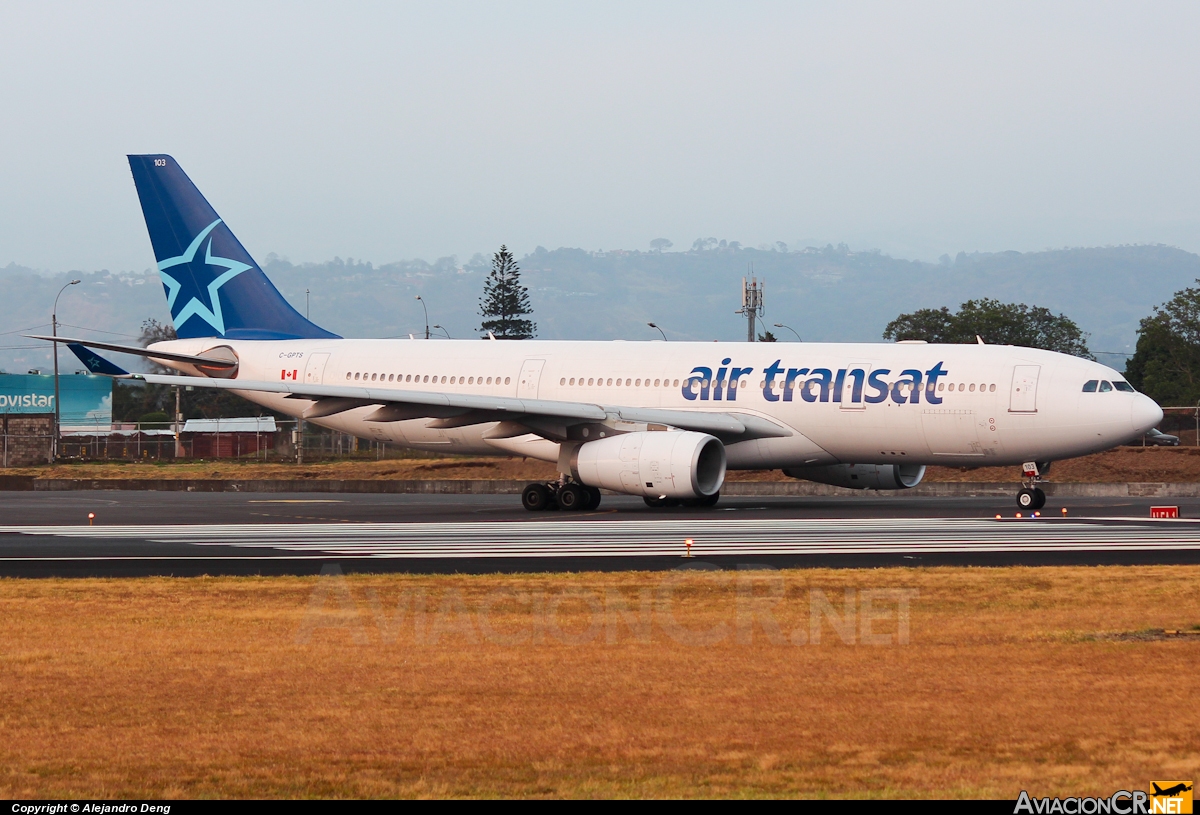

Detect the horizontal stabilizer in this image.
[66,344,130,377]
[27,335,237,368]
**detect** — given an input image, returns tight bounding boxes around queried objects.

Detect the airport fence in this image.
[34,420,428,464]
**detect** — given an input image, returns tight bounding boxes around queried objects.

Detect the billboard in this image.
[0,373,113,429]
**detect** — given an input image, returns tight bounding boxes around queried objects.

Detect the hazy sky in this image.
[2,1,1199,271]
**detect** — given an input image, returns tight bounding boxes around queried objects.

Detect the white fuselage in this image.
[151,338,1163,470]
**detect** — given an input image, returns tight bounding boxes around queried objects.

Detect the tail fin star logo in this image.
[156,218,252,336]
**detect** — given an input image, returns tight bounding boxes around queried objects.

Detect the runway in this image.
[1,491,1199,575]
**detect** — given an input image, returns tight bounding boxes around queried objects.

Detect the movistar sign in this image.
[0,374,112,427]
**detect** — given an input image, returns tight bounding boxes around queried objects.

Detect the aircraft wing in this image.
[134,372,792,442]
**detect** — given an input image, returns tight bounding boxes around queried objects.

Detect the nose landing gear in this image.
[1016,461,1049,510]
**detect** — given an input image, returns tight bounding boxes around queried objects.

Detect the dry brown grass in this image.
[0,567,1197,798]
[2,456,562,482]
[12,445,1200,483]
[922,445,1200,483]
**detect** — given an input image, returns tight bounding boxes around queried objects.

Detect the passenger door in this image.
[1009,365,1040,413]
[839,363,872,410]
[517,359,545,399]
[304,353,330,385]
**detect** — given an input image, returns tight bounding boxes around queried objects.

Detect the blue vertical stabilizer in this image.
[127,155,339,340]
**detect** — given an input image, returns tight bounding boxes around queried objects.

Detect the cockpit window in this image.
[1099,380,1113,392]
[1082,380,1098,392]
[1113,381,1135,392]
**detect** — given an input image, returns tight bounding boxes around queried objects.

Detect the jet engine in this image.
[571,430,726,498]
[783,463,926,490]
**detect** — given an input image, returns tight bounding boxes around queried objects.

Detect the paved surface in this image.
[1,491,1199,576]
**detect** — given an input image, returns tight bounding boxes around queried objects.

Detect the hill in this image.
[4,243,1198,374]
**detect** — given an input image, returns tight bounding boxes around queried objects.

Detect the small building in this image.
[183,417,277,458]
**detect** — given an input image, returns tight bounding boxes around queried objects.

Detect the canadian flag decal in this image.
[282,369,298,381]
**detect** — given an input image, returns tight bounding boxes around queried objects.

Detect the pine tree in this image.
[479,245,536,339]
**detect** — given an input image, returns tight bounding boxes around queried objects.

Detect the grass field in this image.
[0,566,1197,798]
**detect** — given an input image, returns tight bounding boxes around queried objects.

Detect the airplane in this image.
[1152,783,1193,797]
[35,155,1164,512]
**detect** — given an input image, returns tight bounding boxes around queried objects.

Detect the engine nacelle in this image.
[783,463,926,490]
[571,431,726,498]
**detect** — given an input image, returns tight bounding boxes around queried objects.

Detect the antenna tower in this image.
[737,269,764,342]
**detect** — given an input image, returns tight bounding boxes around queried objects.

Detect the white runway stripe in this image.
[2,517,1199,559]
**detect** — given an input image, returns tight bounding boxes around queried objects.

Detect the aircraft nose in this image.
[1131,394,1164,435]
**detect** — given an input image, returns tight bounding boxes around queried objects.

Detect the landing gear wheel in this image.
[522,483,553,512]
[1031,487,1046,510]
[557,483,585,511]
[644,495,668,508]
[1016,488,1037,511]
[582,486,602,510]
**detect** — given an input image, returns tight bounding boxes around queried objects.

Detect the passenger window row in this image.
[759,380,997,393]
[1082,380,1135,392]
[940,383,996,393]
[554,376,1001,393]
[346,372,512,386]
[561,377,681,388]
[338,369,1008,396]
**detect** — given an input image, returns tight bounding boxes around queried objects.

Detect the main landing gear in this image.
[1016,461,1048,510]
[521,480,602,512]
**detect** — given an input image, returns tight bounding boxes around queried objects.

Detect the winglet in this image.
[67,343,131,377]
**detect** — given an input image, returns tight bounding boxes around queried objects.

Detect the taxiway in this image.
[0,491,1198,576]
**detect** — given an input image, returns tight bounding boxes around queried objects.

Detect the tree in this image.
[139,318,176,374]
[649,238,673,252]
[758,330,777,342]
[1125,282,1200,406]
[479,245,535,339]
[883,298,1092,358]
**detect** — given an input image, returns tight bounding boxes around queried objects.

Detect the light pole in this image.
[773,323,802,342]
[647,322,667,341]
[174,386,183,458]
[306,288,310,320]
[415,295,429,339]
[433,324,451,339]
[52,279,81,462]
